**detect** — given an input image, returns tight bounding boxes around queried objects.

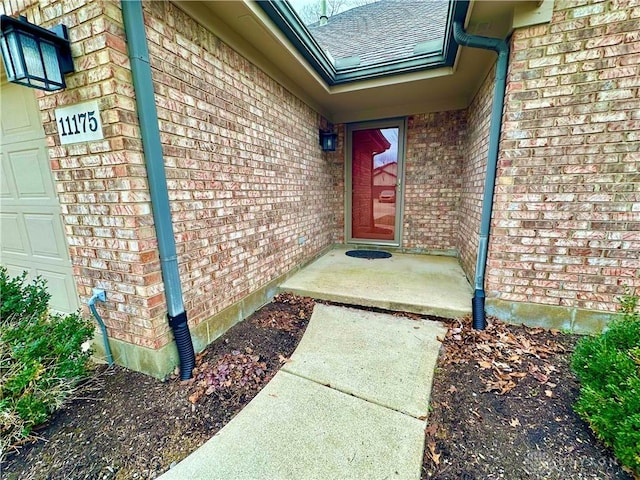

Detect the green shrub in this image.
[572,288,640,476]
[0,266,95,460]
[0,269,50,322]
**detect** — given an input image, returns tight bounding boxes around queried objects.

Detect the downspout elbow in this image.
[452,20,474,47]
[453,20,507,54]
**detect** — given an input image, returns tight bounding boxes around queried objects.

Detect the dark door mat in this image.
[345,250,392,259]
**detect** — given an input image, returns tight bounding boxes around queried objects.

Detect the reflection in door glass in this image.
[351,128,398,241]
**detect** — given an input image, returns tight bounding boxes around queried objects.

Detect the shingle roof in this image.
[307,0,450,69]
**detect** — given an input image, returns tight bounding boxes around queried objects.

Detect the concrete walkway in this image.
[280,247,472,319]
[160,304,447,480]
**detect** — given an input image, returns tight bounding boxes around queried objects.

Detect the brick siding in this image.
[0,0,166,348]
[142,2,341,344]
[488,0,640,313]
[403,111,466,250]
[458,67,495,280]
[327,125,346,243]
[1,0,341,352]
[3,0,638,363]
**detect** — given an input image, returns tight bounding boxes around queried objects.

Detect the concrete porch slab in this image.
[283,304,447,418]
[280,247,472,318]
[159,370,426,480]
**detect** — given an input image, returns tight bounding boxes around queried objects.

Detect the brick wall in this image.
[142,2,341,342]
[403,111,466,250]
[327,125,346,243]
[0,0,168,348]
[488,0,640,313]
[458,67,495,280]
[5,0,637,359]
[1,0,342,357]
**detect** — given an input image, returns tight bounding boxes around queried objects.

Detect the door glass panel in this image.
[351,127,399,241]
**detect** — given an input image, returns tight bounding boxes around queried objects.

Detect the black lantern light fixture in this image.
[319,128,337,151]
[0,15,74,91]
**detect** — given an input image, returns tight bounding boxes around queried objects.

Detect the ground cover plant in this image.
[0,267,94,462]
[1,292,634,479]
[571,291,640,477]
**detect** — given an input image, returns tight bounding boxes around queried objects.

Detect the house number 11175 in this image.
[58,111,98,136]
[54,100,104,145]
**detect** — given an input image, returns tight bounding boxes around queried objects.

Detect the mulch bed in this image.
[1,293,314,480]
[1,294,634,479]
[422,316,634,480]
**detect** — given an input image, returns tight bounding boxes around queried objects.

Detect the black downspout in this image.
[453,21,510,330]
[121,0,196,379]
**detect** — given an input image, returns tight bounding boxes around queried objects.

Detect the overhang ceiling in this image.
[175,0,551,124]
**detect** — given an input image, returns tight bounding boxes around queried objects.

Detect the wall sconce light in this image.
[0,15,74,91]
[319,128,337,151]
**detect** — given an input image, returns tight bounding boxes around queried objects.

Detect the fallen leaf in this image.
[510,418,521,427]
[493,361,512,371]
[188,389,203,404]
[447,385,457,394]
[427,441,440,465]
[484,379,517,395]
[545,389,554,397]
[425,423,438,436]
[278,354,291,363]
[531,371,549,384]
[478,360,493,369]
[527,327,545,335]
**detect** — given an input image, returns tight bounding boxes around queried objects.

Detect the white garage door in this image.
[1,81,79,314]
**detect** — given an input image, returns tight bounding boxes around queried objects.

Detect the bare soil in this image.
[2,294,634,480]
